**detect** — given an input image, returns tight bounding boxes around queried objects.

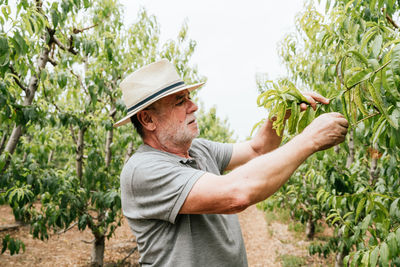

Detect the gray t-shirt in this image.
[120,138,248,267]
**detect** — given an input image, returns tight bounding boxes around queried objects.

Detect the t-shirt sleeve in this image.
[130,158,205,224]
[195,138,233,173]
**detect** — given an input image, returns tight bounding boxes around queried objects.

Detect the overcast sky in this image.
[120,0,311,140]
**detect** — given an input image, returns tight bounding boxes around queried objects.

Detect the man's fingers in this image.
[304,95,317,110]
[337,117,349,128]
[300,103,308,111]
[328,112,346,119]
[340,127,348,135]
[303,92,330,105]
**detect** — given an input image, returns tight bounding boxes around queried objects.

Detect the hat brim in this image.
[113,82,205,127]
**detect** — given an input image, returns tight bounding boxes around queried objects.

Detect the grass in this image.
[258,205,336,266]
[279,254,306,267]
[263,207,291,225]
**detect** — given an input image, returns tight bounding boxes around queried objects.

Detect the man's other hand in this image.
[301,112,349,151]
[300,91,330,111]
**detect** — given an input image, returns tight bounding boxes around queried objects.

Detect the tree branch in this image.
[120,246,138,264]
[52,34,78,55]
[70,69,89,95]
[48,57,57,66]
[81,239,95,244]
[70,125,77,145]
[57,222,77,234]
[73,24,98,34]
[9,65,28,92]
[109,108,116,117]
[386,14,399,29]
[0,223,23,232]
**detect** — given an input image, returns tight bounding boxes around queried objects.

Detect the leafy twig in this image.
[350,112,380,128]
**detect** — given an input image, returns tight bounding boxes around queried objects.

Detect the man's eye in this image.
[176,100,185,106]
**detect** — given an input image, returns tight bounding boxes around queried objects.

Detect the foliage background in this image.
[0,0,234,264]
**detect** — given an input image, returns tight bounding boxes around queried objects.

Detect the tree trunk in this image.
[105,128,113,168]
[346,131,354,169]
[335,251,345,267]
[369,143,379,184]
[0,129,8,154]
[334,228,348,267]
[305,218,315,240]
[1,125,22,172]
[76,128,85,180]
[90,234,105,267]
[1,36,52,173]
[124,141,134,164]
[105,102,116,168]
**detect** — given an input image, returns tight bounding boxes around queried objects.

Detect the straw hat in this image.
[113,59,205,127]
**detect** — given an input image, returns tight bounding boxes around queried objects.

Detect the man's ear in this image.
[137,110,156,131]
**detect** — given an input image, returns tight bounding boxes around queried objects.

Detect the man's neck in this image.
[143,136,192,158]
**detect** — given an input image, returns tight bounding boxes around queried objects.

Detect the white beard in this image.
[157,119,199,148]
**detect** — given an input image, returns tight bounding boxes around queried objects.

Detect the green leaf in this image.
[347,50,369,66]
[354,84,368,116]
[1,5,10,20]
[391,44,400,76]
[361,251,369,266]
[379,242,389,266]
[369,0,377,10]
[1,235,9,254]
[298,107,311,133]
[288,101,299,135]
[368,81,395,128]
[355,197,366,222]
[50,9,59,28]
[361,214,371,230]
[396,228,400,247]
[371,35,382,58]
[351,250,360,267]
[370,246,379,267]
[389,108,400,129]
[0,35,10,67]
[346,69,371,88]
[388,232,397,258]
[390,198,400,219]
[361,27,377,52]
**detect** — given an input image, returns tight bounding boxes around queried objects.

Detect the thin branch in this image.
[386,14,399,29]
[0,131,7,154]
[0,223,23,232]
[350,112,380,128]
[73,24,98,34]
[70,124,77,145]
[9,65,28,92]
[109,108,116,117]
[52,35,78,55]
[48,57,57,66]
[70,69,89,95]
[120,246,138,264]
[81,239,95,244]
[57,222,77,234]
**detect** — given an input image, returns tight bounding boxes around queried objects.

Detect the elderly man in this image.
[115,59,348,266]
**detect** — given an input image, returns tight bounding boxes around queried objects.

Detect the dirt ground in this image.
[0,204,331,266]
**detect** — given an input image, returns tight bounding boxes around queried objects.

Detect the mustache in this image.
[187,116,197,124]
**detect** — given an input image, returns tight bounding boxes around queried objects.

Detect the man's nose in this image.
[187,99,198,113]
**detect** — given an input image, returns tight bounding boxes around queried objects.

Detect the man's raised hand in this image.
[301,112,349,152]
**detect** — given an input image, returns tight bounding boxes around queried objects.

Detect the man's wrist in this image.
[293,132,317,156]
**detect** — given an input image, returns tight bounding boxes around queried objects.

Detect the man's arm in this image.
[180,112,348,214]
[226,92,330,170]
[225,118,283,170]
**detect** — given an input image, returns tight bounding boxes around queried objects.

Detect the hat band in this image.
[127,81,185,113]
